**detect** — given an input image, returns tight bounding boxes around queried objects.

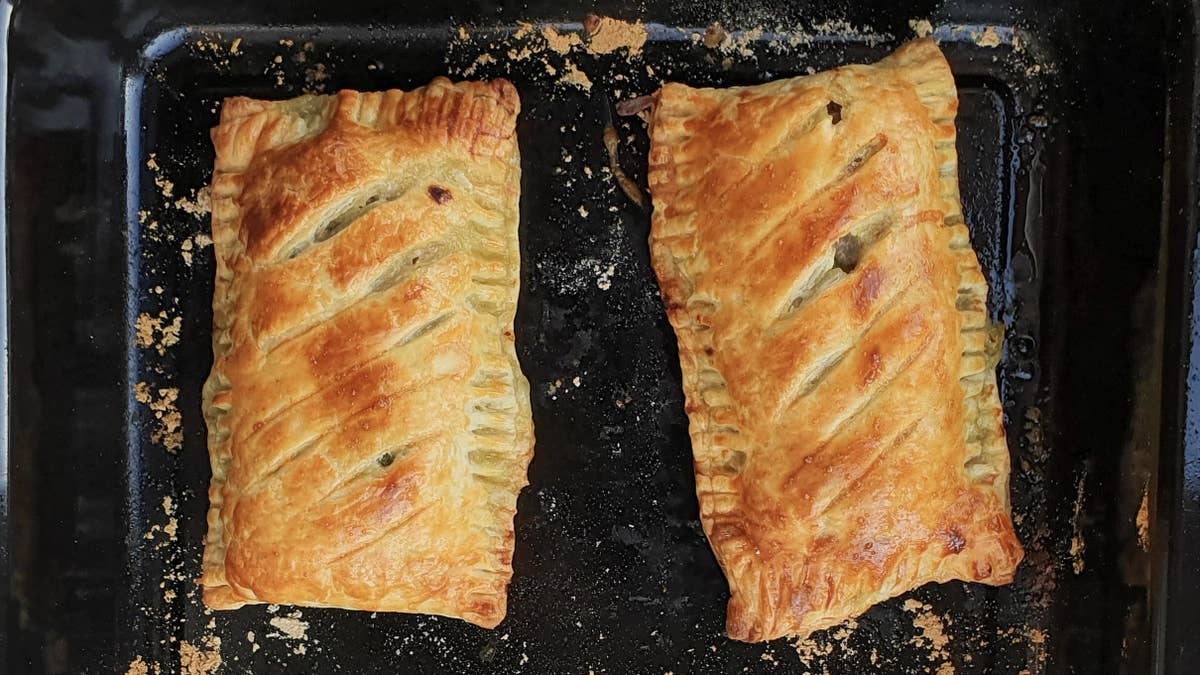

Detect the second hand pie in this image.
[645,39,1024,641]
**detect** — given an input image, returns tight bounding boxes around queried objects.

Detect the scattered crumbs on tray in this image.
[191,33,245,69]
[179,635,222,675]
[791,617,857,665]
[135,382,183,453]
[908,20,1025,54]
[460,53,497,77]
[582,14,648,55]
[902,599,953,672]
[1136,484,1150,551]
[305,61,330,93]
[792,632,834,664]
[997,625,1049,667]
[268,611,312,656]
[174,185,212,218]
[146,153,174,198]
[542,25,582,54]
[596,263,616,290]
[142,495,179,547]
[559,61,593,91]
[125,655,159,675]
[269,613,310,640]
[699,21,764,59]
[135,311,182,356]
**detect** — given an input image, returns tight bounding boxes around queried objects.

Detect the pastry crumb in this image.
[596,264,615,290]
[559,62,593,91]
[146,153,175,198]
[179,636,221,675]
[903,600,953,670]
[910,19,934,38]
[134,382,183,453]
[269,613,310,641]
[1136,487,1150,551]
[125,656,153,675]
[542,25,581,54]
[174,185,212,218]
[135,311,182,356]
[977,26,1002,48]
[583,15,648,55]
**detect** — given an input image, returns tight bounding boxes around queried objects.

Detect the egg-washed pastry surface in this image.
[200,78,532,629]
[646,39,1023,641]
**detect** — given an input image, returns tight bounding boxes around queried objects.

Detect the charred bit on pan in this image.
[428,185,453,204]
[616,93,658,119]
[583,13,602,36]
[827,100,843,124]
[378,452,395,467]
[603,124,647,209]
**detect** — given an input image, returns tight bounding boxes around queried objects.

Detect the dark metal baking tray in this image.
[4,0,1197,673]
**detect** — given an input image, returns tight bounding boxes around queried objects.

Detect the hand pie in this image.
[646,39,1024,641]
[200,78,533,629]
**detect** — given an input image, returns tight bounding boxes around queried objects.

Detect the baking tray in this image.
[4,0,1196,673]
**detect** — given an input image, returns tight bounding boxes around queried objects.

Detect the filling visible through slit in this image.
[287,185,408,259]
[368,242,450,294]
[832,234,861,273]
[783,211,893,317]
[835,134,887,183]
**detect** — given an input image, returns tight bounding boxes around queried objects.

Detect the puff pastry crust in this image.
[200,78,533,629]
[647,39,1023,641]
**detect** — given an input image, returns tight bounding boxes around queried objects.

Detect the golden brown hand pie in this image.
[200,78,533,629]
[646,39,1023,641]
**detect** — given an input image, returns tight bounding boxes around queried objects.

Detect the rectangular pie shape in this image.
[200,78,533,628]
[646,39,1024,641]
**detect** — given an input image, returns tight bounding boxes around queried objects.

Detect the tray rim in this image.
[1154,2,1200,674]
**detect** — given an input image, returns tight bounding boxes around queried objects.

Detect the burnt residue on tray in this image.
[2,0,1182,673]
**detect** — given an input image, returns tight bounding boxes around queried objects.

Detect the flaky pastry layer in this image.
[647,39,1023,641]
[200,78,533,628]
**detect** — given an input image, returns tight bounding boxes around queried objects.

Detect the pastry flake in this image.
[646,39,1023,641]
[200,78,533,629]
